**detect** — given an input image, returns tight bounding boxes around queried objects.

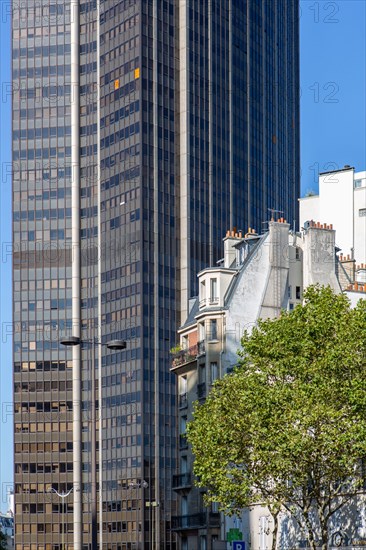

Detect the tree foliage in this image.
[187,286,366,550]
[0,531,7,550]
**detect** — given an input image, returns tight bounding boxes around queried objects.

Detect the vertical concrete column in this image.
[229,0,234,229]
[178,0,189,322]
[153,2,161,547]
[246,0,251,229]
[208,0,213,266]
[96,0,104,547]
[70,1,82,548]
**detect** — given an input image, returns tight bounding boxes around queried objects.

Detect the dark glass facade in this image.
[12,1,299,549]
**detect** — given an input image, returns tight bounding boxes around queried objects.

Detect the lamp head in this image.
[60,336,81,347]
[106,339,126,350]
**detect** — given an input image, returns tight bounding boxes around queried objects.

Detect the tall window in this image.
[209,319,217,340]
[200,280,206,305]
[210,278,217,302]
[182,495,188,515]
[180,456,187,474]
[179,375,187,396]
[210,362,218,384]
[180,416,187,435]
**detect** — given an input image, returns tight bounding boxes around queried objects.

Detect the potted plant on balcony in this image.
[170,344,182,366]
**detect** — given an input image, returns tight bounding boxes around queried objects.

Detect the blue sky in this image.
[0,0,366,511]
[300,0,366,193]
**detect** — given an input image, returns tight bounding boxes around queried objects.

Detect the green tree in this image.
[187,286,366,550]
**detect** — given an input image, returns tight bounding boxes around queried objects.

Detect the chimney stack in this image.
[223,229,243,268]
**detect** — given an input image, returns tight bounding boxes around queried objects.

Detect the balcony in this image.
[171,344,199,368]
[199,297,220,309]
[171,512,220,530]
[171,513,206,530]
[172,473,192,491]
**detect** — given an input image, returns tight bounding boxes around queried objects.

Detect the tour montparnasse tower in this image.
[12,0,299,548]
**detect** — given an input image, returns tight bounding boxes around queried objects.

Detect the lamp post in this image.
[145,500,159,549]
[60,336,126,549]
[47,487,73,550]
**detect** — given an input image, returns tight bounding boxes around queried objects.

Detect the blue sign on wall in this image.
[233,542,245,550]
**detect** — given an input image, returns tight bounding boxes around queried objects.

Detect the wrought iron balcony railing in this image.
[171,344,197,367]
[171,341,205,367]
[172,473,192,490]
[171,513,206,530]
[171,512,220,530]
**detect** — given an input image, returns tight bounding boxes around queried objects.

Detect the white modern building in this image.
[171,220,366,550]
[0,512,14,549]
[300,166,366,265]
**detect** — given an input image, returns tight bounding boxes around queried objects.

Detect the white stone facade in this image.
[172,221,365,550]
[299,166,366,265]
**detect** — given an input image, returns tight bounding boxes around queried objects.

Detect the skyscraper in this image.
[12,1,299,549]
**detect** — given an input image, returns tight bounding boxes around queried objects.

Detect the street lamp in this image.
[61,336,126,549]
[145,500,159,549]
[47,487,73,550]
